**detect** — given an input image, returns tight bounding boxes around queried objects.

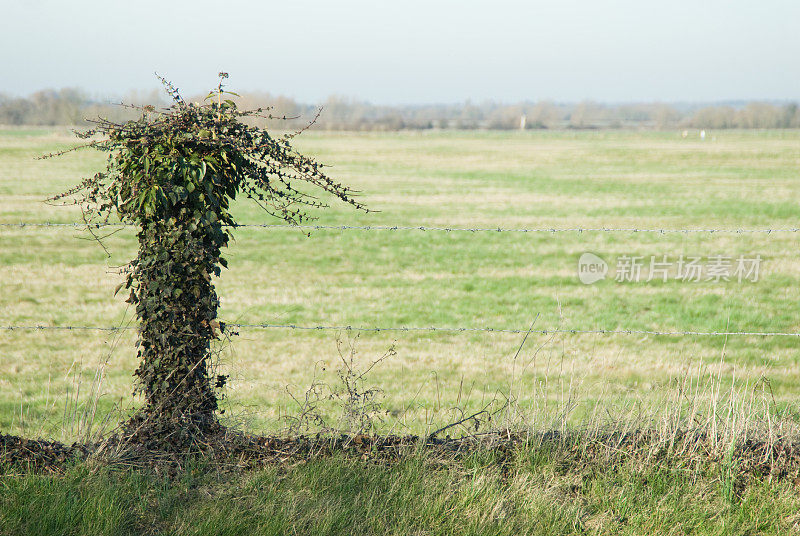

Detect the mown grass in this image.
[2,445,800,536]
[1,128,800,438]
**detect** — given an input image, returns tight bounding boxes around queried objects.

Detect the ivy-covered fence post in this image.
[49,74,365,441]
[131,214,225,432]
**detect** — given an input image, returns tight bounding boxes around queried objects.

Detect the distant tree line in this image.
[2,88,799,130]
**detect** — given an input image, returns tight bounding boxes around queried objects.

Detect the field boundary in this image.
[4,218,798,337]
[3,221,800,233]
[2,323,799,337]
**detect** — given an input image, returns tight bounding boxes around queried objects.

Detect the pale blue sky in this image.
[1,0,798,104]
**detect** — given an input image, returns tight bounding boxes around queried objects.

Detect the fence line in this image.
[1,323,798,337]
[4,222,798,340]
[2,222,800,234]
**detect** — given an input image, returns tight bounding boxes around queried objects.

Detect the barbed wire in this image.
[2,222,800,234]
[2,323,798,337]
[0,222,124,228]
[0,325,128,332]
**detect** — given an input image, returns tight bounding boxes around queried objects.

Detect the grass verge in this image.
[2,431,800,536]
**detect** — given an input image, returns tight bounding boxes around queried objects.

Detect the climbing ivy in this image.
[49,74,366,440]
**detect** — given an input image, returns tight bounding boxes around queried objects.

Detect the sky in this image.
[1,0,798,105]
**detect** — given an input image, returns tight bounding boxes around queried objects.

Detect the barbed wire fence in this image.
[1,324,799,337]
[2,220,798,338]
[3,222,800,234]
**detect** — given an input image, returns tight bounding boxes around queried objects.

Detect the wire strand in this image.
[1,323,798,337]
[3,222,800,234]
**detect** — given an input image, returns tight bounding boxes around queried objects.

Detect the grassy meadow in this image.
[1,128,799,439]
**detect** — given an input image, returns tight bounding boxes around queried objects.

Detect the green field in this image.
[1,128,799,439]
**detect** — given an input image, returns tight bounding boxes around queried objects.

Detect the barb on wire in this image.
[3,222,800,234]
[2,323,799,337]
